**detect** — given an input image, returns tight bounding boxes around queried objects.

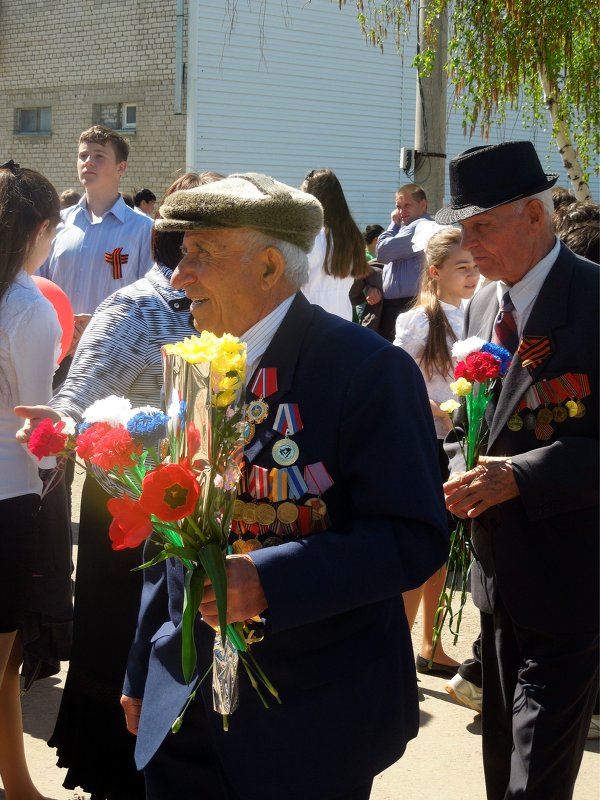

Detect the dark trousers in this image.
[379,297,416,342]
[144,697,373,800]
[480,598,598,800]
[458,633,483,688]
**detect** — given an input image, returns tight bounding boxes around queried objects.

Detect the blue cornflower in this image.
[77,421,91,435]
[127,410,169,446]
[481,342,512,376]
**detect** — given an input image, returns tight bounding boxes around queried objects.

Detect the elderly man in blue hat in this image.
[120,173,449,800]
[439,142,599,800]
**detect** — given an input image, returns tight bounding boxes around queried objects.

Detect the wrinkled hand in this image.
[365,287,382,305]
[443,456,520,518]
[14,405,62,443]
[120,695,142,736]
[199,555,267,627]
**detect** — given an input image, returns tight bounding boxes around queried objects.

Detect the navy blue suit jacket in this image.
[124,294,449,799]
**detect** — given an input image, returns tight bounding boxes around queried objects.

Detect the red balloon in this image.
[31,276,75,364]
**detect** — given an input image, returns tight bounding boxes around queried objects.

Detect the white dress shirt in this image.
[242,294,296,382]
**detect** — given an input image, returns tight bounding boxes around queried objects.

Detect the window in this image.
[16,107,52,134]
[93,103,137,131]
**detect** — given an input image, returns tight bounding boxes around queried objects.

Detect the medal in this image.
[232,538,262,554]
[524,413,536,431]
[243,419,255,445]
[552,405,568,423]
[232,499,246,522]
[246,399,269,424]
[536,407,553,425]
[241,503,258,525]
[574,400,586,418]
[276,501,299,524]
[272,437,299,466]
[305,497,327,519]
[565,400,579,418]
[255,503,277,527]
[507,414,523,432]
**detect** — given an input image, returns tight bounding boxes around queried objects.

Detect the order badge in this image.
[246,399,269,424]
[272,437,299,466]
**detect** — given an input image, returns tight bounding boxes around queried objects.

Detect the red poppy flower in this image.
[139,460,200,522]
[88,427,143,472]
[454,351,502,383]
[28,418,69,460]
[75,422,113,461]
[107,496,153,550]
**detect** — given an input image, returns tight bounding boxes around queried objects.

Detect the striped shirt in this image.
[243,294,296,382]
[51,265,195,421]
[39,195,153,315]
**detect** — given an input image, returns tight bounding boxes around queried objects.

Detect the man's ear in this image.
[259,246,286,290]
[117,161,128,179]
[525,198,546,232]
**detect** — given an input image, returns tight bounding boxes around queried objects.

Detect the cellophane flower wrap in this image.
[433,338,511,655]
[27,332,278,730]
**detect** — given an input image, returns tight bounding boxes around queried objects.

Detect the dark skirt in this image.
[48,475,146,800]
[0,493,40,632]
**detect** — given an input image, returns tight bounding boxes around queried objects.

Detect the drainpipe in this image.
[174,0,184,114]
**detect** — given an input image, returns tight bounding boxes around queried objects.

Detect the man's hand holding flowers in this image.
[200,555,267,628]
[444,456,520,518]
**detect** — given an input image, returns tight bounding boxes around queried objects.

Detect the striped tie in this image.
[492,291,519,355]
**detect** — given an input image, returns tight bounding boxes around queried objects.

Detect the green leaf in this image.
[181,567,205,684]
[132,549,171,571]
[198,541,228,645]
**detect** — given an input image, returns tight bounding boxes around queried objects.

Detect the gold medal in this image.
[255,503,277,527]
[241,503,258,525]
[246,399,269,424]
[507,414,523,432]
[536,407,553,425]
[565,400,578,417]
[232,538,262,554]
[243,419,255,445]
[271,437,299,466]
[552,405,568,423]
[574,400,586,418]
[276,501,299,524]
[232,499,246,522]
[305,497,328,519]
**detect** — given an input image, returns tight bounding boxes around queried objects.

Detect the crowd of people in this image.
[0,128,598,800]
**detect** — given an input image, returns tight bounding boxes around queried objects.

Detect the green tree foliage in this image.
[340,0,599,181]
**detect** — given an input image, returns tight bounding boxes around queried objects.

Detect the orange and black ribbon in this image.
[104,247,129,279]
[518,336,551,370]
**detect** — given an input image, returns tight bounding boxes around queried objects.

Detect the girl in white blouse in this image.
[0,162,61,800]
[394,227,479,675]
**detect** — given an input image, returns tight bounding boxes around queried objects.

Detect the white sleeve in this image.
[12,298,60,406]
[393,307,429,359]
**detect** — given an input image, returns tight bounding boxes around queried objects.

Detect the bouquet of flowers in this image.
[432,337,511,654]
[28,331,278,729]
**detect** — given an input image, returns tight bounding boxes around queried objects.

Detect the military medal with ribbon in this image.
[244,368,278,444]
[271,403,303,466]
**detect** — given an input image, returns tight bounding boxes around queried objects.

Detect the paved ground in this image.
[3,472,599,799]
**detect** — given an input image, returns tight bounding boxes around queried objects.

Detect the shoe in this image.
[445,673,483,712]
[415,654,459,678]
[587,714,600,740]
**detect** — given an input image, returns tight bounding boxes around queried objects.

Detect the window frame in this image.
[15,106,52,135]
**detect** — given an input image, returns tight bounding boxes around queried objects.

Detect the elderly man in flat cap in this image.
[120,173,448,800]
[438,142,599,800]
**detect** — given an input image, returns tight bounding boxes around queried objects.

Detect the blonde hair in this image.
[414,227,463,380]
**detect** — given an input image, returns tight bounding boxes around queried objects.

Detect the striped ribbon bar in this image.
[273,403,303,436]
[248,465,269,499]
[284,466,309,500]
[269,467,288,502]
[517,372,591,412]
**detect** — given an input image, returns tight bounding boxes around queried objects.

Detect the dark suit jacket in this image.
[447,244,599,635]
[124,293,449,799]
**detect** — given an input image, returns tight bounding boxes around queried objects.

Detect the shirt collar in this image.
[242,294,296,381]
[497,237,560,314]
[75,194,128,223]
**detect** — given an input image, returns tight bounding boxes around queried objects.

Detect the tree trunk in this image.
[538,62,591,201]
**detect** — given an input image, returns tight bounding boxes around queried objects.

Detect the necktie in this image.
[492,291,519,355]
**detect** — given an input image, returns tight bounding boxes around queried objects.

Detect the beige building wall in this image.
[0,0,187,199]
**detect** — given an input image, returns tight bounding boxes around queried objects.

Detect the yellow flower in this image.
[165,333,246,382]
[440,399,460,414]
[214,390,237,408]
[450,378,473,397]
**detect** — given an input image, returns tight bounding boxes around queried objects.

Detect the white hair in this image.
[240,229,309,288]
[516,188,554,218]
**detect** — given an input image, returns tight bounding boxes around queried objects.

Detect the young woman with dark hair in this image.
[394,227,480,674]
[300,168,368,319]
[0,161,61,800]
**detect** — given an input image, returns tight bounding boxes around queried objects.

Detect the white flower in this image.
[451,337,486,361]
[440,399,461,414]
[62,417,77,436]
[167,399,181,419]
[82,395,132,427]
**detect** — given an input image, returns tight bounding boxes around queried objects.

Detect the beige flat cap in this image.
[154,172,323,253]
